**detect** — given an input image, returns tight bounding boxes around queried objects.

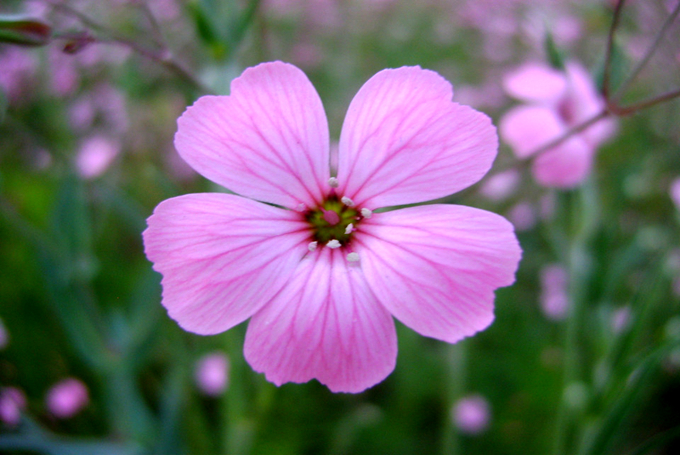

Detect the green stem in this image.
[602,0,627,100]
[221,328,255,455]
[441,343,467,455]
[552,185,598,455]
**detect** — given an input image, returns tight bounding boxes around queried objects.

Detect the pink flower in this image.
[195,352,230,396]
[479,169,520,202]
[539,264,569,321]
[508,202,536,232]
[670,178,680,210]
[75,135,120,179]
[0,387,26,427]
[500,61,616,188]
[46,378,89,419]
[143,62,522,393]
[452,394,491,435]
[0,47,38,104]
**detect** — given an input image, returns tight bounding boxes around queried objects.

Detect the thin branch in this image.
[47,1,213,94]
[528,109,610,158]
[136,0,165,48]
[611,0,680,103]
[602,0,627,100]
[609,88,680,116]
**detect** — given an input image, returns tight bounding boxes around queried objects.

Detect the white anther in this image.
[347,252,360,262]
[341,196,355,207]
[345,223,354,235]
[327,239,341,249]
[328,177,339,188]
[361,208,372,219]
[295,203,307,212]
[308,241,318,252]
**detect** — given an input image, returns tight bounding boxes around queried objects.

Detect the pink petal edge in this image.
[503,62,567,103]
[143,193,309,335]
[336,66,498,209]
[356,204,521,343]
[532,135,593,188]
[244,248,398,393]
[499,105,567,159]
[174,61,330,210]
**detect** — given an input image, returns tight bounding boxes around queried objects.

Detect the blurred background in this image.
[1,0,680,454]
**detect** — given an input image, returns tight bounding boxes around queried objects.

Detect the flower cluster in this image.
[500,61,616,188]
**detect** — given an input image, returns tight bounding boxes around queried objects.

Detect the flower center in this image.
[306,194,359,246]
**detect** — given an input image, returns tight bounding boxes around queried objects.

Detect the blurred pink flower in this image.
[611,306,631,333]
[670,178,680,210]
[143,61,521,393]
[69,84,128,133]
[452,394,491,435]
[46,378,89,419]
[540,264,569,321]
[195,352,230,396]
[508,202,537,231]
[0,46,38,103]
[75,135,121,179]
[49,46,80,97]
[0,387,26,427]
[479,169,520,202]
[500,61,616,188]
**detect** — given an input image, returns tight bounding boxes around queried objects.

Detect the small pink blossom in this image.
[0,46,38,103]
[479,170,520,202]
[452,394,491,435]
[143,62,522,393]
[195,352,230,396]
[611,306,631,333]
[0,387,26,427]
[75,135,120,179]
[46,378,89,419]
[500,61,616,188]
[670,178,680,210]
[508,202,537,231]
[540,264,569,321]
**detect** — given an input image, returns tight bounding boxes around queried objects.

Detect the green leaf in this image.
[39,175,112,371]
[544,31,566,71]
[595,39,630,94]
[229,0,261,46]
[0,14,51,46]
[187,2,220,47]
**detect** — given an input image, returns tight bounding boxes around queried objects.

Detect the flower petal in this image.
[499,105,566,158]
[336,66,498,208]
[563,62,616,146]
[356,205,521,343]
[244,248,397,393]
[503,62,567,103]
[174,62,330,209]
[532,136,593,188]
[143,193,309,335]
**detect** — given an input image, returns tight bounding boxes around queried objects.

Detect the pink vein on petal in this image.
[336,67,497,208]
[356,205,521,343]
[244,248,397,393]
[143,193,310,335]
[174,62,330,209]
